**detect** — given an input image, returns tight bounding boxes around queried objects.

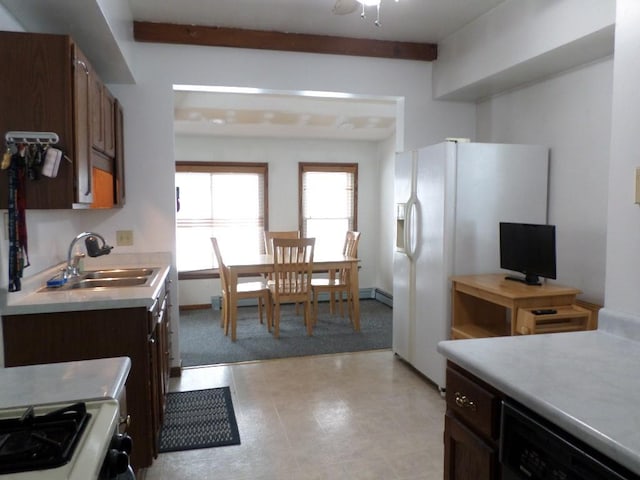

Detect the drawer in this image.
[446,366,501,440]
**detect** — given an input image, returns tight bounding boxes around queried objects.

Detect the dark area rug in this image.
[159,387,240,453]
[179,299,392,367]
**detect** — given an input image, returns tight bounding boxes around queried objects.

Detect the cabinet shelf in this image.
[515,305,590,335]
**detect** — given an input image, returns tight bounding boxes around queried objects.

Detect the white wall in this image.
[476,58,613,303]
[604,0,640,314]
[174,134,383,306]
[377,135,397,295]
[433,0,615,101]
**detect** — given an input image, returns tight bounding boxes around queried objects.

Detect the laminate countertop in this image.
[0,356,131,408]
[2,252,171,315]
[437,308,640,475]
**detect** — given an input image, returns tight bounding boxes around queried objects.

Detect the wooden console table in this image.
[450,274,584,339]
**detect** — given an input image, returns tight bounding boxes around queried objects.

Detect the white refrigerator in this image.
[392,141,549,391]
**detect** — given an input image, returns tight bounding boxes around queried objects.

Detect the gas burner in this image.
[0,402,91,475]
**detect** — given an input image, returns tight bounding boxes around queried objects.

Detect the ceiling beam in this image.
[133,21,437,62]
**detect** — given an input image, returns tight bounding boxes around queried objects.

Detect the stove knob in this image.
[106,449,130,476]
[110,433,133,455]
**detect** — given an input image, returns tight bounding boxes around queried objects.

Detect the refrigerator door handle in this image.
[405,196,418,260]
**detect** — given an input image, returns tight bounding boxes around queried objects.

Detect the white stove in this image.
[0,398,131,480]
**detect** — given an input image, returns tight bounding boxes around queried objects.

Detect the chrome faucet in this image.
[65,232,113,279]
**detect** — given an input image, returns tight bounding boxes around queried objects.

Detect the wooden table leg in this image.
[350,261,360,331]
[229,268,239,342]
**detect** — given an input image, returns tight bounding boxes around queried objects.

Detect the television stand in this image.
[504,274,541,286]
[450,274,585,339]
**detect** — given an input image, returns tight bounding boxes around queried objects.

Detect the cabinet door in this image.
[148,320,161,457]
[90,74,105,153]
[0,32,76,208]
[103,88,116,157]
[114,100,126,206]
[444,412,499,480]
[73,44,93,205]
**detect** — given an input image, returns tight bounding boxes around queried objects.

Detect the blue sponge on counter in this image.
[46,276,67,288]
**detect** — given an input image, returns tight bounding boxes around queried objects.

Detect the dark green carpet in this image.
[159,387,240,452]
[179,299,392,367]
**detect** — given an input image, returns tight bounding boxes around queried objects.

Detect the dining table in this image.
[224,253,360,341]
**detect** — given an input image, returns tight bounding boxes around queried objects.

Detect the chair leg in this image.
[265,293,273,332]
[329,291,335,314]
[304,300,313,336]
[273,302,281,338]
[313,289,319,325]
[223,299,231,336]
[220,296,226,328]
[258,298,264,324]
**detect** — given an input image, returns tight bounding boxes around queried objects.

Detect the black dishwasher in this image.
[500,400,640,480]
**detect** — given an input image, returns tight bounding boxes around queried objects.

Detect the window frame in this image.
[298,162,358,243]
[175,161,269,276]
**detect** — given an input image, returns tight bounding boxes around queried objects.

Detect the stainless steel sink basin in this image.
[82,268,155,279]
[39,267,158,292]
[66,277,150,288]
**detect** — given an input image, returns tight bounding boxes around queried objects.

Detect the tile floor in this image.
[145,350,446,480]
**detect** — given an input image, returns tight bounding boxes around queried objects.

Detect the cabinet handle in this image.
[74,58,89,75]
[454,392,477,411]
[119,414,131,429]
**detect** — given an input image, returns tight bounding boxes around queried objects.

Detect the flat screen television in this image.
[499,222,556,286]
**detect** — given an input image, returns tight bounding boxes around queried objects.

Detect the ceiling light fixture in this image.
[356,0,398,27]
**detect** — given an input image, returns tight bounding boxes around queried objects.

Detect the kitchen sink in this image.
[82,268,155,279]
[65,277,150,289]
[39,267,158,292]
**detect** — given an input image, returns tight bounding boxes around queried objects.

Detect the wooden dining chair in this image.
[269,237,315,338]
[263,230,302,313]
[311,231,361,327]
[263,230,300,255]
[211,237,272,338]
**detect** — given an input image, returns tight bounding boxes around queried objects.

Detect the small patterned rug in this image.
[158,387,240,453]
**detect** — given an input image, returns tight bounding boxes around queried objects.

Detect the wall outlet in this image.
[116,230,134,246]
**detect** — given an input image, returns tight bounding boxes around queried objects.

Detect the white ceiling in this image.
[1,0,508,141]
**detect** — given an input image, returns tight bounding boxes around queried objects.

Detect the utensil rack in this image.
[5,131,59,145]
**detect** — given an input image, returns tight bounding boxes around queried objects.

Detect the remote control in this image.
[532,309,557,315]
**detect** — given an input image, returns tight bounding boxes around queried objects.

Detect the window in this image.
[175,162,268,271]
[299,163,358,256]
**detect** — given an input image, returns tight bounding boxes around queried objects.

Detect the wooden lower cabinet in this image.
[444,363,502,480]
[444,412,499,479]
[2,281,172,471]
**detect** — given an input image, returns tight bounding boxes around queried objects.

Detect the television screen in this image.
[499,222,556,285]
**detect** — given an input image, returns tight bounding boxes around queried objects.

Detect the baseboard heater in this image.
[211,288,392,310]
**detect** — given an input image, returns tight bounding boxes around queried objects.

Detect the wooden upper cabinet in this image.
[0,31,124,209]
[90,74,105,153]
[90,74,116,158]
[103,89,116,158]
[73,45,93,206]
[114,100,126,207]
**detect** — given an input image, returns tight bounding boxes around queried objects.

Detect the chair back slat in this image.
[339,231,361,282]
[272,237,315,299]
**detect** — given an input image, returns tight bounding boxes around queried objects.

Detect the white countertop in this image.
[0,356,131,408]
[437,308,640,475]
[2,252,171,315]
